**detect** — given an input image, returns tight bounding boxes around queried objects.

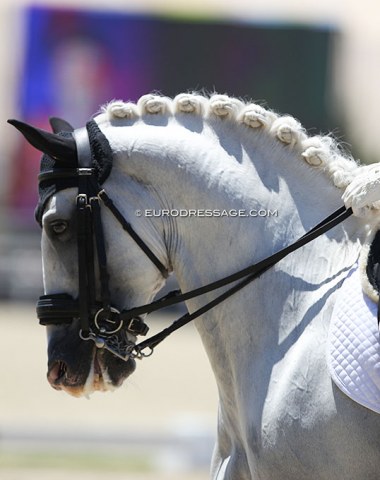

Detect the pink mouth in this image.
[47,360,67,389]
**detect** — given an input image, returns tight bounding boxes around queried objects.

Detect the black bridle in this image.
[37,126,169,358]
[36,125,353,361]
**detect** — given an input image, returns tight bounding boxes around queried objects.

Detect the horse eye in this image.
[50,220,68,235]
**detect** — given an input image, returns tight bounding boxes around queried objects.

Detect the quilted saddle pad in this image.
[328,265,380,413]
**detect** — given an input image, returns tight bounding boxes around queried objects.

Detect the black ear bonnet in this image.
[35,120,113,225]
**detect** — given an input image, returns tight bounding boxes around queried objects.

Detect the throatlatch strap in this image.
[98,190,168,278]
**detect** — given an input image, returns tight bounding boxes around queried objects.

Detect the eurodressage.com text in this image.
[135,208,278,218]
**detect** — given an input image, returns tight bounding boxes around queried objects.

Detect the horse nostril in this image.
[47,360,67,387]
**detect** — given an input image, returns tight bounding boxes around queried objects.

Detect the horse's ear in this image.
[8,119,77,161]
[49,117,75,133]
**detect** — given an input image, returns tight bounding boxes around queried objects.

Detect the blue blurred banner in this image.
[10,5,334,222]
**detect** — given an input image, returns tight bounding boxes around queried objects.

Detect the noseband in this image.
[36,123,353,361]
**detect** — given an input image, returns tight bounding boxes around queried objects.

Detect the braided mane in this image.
[97,93,360,190]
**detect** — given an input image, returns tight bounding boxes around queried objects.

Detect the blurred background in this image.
[0,0,379,478]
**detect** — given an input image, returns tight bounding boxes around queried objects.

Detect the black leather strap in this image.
[76,191,91,333]
[38,168,80,182]
[90,196,111,308]
[120,206,352,322]
[98,190,169,278]
[73,127,92,168]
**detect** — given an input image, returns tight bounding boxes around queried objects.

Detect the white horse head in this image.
[10,94,380,478]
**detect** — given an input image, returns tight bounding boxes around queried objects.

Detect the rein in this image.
[36,125,353,361]
[134,205,352,354]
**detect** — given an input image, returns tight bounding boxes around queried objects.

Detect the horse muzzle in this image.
[47,334,136,397]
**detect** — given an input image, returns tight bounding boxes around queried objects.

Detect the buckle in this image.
[127,317,149,336]
[76,193,88,208]
[77,168,93,176]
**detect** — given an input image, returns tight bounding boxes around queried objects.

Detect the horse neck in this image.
[106,119,366,294]
[104,117,371,424]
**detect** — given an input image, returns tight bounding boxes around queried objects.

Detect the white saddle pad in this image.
[328,265,380,413]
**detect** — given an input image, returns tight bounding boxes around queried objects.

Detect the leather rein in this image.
[36,126,353,361]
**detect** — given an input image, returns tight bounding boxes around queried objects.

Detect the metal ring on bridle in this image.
[133,346,155,359]
[94,307,123,335]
